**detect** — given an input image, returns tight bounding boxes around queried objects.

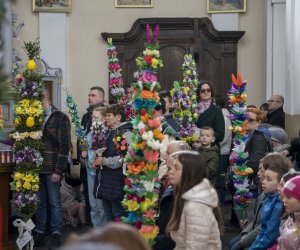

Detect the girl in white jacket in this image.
[166,151,222,250]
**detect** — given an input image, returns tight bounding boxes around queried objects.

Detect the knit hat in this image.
[282,176,300,201]
[269,127,288,144]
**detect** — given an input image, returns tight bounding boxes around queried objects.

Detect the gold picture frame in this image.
[33,0,71,13]
[115,0,153,8]
[207,0,246,13]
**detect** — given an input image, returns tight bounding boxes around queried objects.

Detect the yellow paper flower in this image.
[33,176,39,183]
[151,58,159,68]
[20,99,30,108]
[14,172,24,181]
[27,59,36,71]
[23,182,32,190]
[126,200,139,211]
[141,198,155,212]
[140,225,159,242]
[14,117,21,127]
[26,116,35,127]
[32,185,39,192]
[16,180,22,188]
[24,174,34,183]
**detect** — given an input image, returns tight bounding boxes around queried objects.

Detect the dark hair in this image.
[106,104,126,122]
[159,90,172,102]
[247,104,257,109]
[196,80,216,103]
[260,102,269,111]
[155,95,166,114]
[263,153,293,181]
[90,86,105,97]
[262,153,293,173]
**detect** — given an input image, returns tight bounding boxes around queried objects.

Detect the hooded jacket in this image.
[171,179,222,250]
[198,145,220,186]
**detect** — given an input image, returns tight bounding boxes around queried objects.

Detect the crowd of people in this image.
[19,80,300,249]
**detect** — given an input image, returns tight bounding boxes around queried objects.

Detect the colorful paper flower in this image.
[228,72,253,213]
[121,24,163,243]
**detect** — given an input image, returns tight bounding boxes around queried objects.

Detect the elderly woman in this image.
[195,81,225,145]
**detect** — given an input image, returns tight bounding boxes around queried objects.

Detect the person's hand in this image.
[240,219,248,228]
[51,173,61,183]
[281,150,289,157]
[92,156,104,169]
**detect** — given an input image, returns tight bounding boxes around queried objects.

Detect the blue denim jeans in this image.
[101,198,126,221]
[35,174,62,234]
[87,174,106,227]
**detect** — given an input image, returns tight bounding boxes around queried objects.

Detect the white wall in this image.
[12,0,267,113]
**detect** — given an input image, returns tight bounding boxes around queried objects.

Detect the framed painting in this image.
[115,0,153,8]
[207,0,246,13]
[33,0,72,13]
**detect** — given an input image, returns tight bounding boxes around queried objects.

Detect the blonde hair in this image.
[66,222,150,250]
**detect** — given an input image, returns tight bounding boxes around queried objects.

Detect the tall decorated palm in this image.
[107,38,125,103]
[227,72,253,218]
[121,24,164,244]
[10,39,44,226]
[170,54,199,145]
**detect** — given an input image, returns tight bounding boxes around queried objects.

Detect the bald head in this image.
[267,95,284,112]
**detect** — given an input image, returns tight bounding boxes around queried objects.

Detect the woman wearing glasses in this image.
[195,81,225,145]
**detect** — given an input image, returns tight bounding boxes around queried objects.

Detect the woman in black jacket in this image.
[195,81,225,145]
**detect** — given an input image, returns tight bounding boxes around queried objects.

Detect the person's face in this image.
[168,158,183,186]
[88,89,104,106]
[262,169,280,194]
[259,108,268,122]
[164,97,172,111]
[245,112,260,132]
[199,83,212,102]
[163,144,180,169]
[106,113,121,129]
[92,110,105,123]
[153,109,163,118]
[267,95,282,112]
[257,163,266,183]
[199,129,215,147]
[282,194,300,213]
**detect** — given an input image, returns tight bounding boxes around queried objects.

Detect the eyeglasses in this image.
[246,118,257,123]
[268,100,281,103]
[200,88,211,94]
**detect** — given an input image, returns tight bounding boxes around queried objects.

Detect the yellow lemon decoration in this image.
[27,59,36,71]
[26,116,35,128]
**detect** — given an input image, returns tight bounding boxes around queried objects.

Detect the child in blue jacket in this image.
[249,157,289,250]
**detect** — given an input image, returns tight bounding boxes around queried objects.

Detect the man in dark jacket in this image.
[78,86,105,224]
[266,94,285,129]
[34,90,71,248]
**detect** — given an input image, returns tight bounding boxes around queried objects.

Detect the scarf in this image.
[197,99,212,115]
